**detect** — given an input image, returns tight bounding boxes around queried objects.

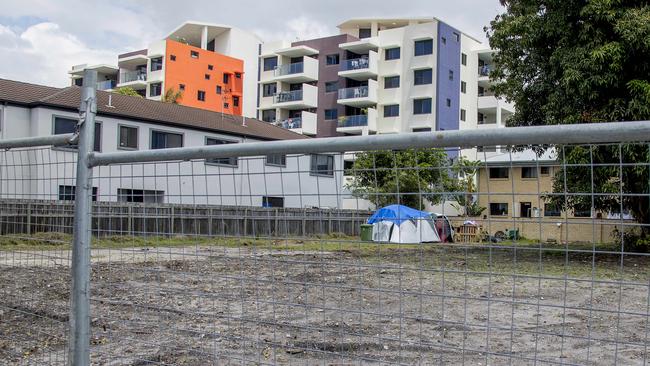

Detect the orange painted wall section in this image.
[164,40,244,115]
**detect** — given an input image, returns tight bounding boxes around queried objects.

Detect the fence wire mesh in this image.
[1,136,649,365]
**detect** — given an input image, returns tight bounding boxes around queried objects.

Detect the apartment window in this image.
[170,55,176,61]
[489,167,509,179]
[224,102,229,109]
[310,154,334,177]
[190,50,199,58]
[204,74,210,80]
[206,138,238,166]
[441,37,447,45]
[263,83,277,97]
[265,154,286,167]
[460,109,466,122]
[208,64,213,70]
[413,128,432,132]
[490,203,508,216]
[414,39,433,56]
[384,104,399,117]
[384,76,400,89]
[117,189,164,203]
[541,166,550,175]
[197,90,206,101]
[262,196,285,208]
[521,167,538,179]
[74,78,83,86]
[262,109,276,122]
[414,69,432,85]
[461,53,467,66]
[413,98,432,115]
[446,98,451,107]
[53,117,101,152]
[216,85,222,94]
[461,81,467,93]
[385,47,400,60]
[574,204,592,217]
[118,125,138,150]
[149,82,162,97]
[223,73,230,84]
[150,57,163,71]
[233,96,239,107]
[325,81,338,93]
[326,54,340,65]
[453,32,460,42]
[151,130,183,149]
[179,84,185,91]
[263,56,278,71]
[235,72,242,79]
[324,109,338,120]
[477,146,497,153]
[59,185,98,201]
[544,203,561,217]
[449,70,454,80]
[359,28,372,39]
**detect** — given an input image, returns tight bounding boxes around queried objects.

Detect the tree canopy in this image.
[112,87,143,98]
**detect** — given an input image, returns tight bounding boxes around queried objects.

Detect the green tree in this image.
[162,88,183,104]
[112,87,143,98]
[487,1,650,244]
[450,157,486,217]
[347,149,456,209]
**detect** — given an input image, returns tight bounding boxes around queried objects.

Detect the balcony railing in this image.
[478,65,491,77]
[338,115,368,128]
[341,57,370,71]
[274,90,303,104]
[275,118,302,129]
[120,70,147,83]
[338,86,369,100]
[96,80,117,91]
[274,62,304,76]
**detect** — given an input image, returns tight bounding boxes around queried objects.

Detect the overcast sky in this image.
[0,0,505,87]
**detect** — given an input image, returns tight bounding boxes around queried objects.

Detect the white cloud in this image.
[0,22,115,87]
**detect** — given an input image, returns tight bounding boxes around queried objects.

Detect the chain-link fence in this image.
[1,72,649,365]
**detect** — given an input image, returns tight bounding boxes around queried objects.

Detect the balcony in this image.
[96,80,117,91]
[478,95,515,113]
[478,64,491,77]
[336,108,377,135]
[337,79,378,107]
[271,84,318,110]
[338,51,378,81]
[117,70,148,89]
[275,111,317,136]
[272,56,318,83]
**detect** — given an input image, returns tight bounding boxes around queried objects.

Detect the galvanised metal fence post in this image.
[68,69,97,366]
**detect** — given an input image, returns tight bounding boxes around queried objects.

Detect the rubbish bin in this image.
[507,228,519,240]
[360,224,373,242]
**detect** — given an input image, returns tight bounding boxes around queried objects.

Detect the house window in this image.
[414,69,432,85]
[266,154,286,167]
[541,166,550,175]
[414,39,433,56]
[118,125,138,150]
[384,104,399,117]
[461,81,467,93]
[359,28,371,39]
[262,109,276,122]
[233,96,239,107]
[384,76,400,89]
[385,47,400,60]
[453,32,460,42]
[441,37,447,45]
[263,83,277,97]
[521,167,538,179]
[235,72,241,79]
[325,81,338,93]
[573,204,592,217]
[151,130,183,149]
[190,50,199,58]
[208,64,213,70]
[223,73,230,84]
[263,56,278,71]
[262,196,284,208]
[544,203,561,217]
[490,203,508,216]
[197,90,206,101]
[413,128,432,132]
[170,55,176,61]
[149,82,162,97]
[117,189,164,203]
[446,98,451,107]
[324,109,338,120]
[205,138,238,166]
[179,84,185,91]
[326,54,340,65]
[223,102,229,109]
[216,85,222,94]
[489,167,509,179]
[59,185,98,201]
[310,154,334,177]
[204,74,210,80]
[413,98,432,115]
[461,53,467,66]
[449,70,454,80]
[460,109,466,121]
[150,57,163,71]
[53,117,101,152]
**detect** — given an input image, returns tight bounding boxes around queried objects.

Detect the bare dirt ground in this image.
[1,244,649,365]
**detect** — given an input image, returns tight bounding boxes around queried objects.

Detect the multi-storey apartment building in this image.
[69,21,261,118]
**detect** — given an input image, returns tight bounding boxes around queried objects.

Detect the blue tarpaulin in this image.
[367,204,431,225]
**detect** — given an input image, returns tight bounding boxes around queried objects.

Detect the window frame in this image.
[521,166,538,179]
[233,96,240,107]
[265,154,287,167]
[324,109,338,120]
[261,109,276,123]
[263,56,278,71]
[59,185,98,201]
[150,56,163,71]
[384,104,399,118]
[414,68,433,85]
[460,109,466,122]
[385,47,401,60]
[461,81,467,93]
[204,136,238,167]
[190,50,199,59]
[117,124,139,150]
[149,82,162,97]
[326,54,340,65]
[197,90,206,102]
[263,83,277,97]
[325,81,338,93]
[384,75,400,89]
[150,129,184,150]
[461,53,467,66]
[413,98,432,115]
[414,39,433,56]
[310,154,335,177]
[52,115,102,152]
[489,167,509,179]
[490,203,508,216]
[117,188,164,204]
[262,196,285,208]
[544,203,561,217]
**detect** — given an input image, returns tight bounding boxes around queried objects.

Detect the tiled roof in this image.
[0,78,308,141]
